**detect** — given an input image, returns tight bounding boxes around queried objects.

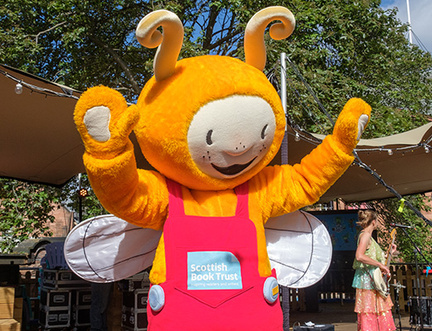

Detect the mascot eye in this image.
[261,124,268,139]
[206,130,214,145]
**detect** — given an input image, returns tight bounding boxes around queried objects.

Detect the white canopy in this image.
[1,64,431,203]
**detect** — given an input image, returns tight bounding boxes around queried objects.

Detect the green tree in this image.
[1,0,431,256]
[57,174,108,223]
[344,196,432,264]
[0,178,59,252]
[272,0,432,135]
[2,0,430,127]
[0,175,107,253]
[370,196,432,264]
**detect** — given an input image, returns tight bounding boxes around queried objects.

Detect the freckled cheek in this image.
[201,150,212,161]
[258,143,268,153]
[257,136,272,153]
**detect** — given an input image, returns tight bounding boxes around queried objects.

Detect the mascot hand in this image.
[74,86,139,158]
[332,98,371,154]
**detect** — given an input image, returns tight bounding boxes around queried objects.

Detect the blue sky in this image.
[381,0,432,53]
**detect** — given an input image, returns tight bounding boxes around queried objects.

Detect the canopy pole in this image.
[280,52,288,165]
[279,52,291,331]
[406,0,413,44]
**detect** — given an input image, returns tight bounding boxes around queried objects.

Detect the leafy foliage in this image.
[0,175,107,253]
[272,0,432,136]
[1,0,431,256]
[1,0,431,127]
[0,0,155,100]
[57,174,108,223]
[369,196,432,263]
[0,178,58,252]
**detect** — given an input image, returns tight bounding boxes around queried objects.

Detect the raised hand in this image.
[74,86,139,159]
[332,98,371,154]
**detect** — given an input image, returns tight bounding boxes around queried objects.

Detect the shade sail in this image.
[0,64,85,186]
[1,64,431,203]
[0,64,151,186]
[286,123,432,202]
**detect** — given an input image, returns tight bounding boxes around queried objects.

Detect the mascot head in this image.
[134,7,295,190]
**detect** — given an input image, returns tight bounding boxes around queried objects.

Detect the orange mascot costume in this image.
[72,6,371,331]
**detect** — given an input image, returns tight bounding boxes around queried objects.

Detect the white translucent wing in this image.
[265,210,332,288]
[64,214,162,283]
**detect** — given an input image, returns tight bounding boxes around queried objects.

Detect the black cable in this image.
[0,68,79,99]
[411,30,430,54]
[285,72,328,133]
[272,57,432,228]
[285,56,335,126]
[353,151,432,227]
[267,61,328,134]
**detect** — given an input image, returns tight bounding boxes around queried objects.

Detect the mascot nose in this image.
[225,143,252,156]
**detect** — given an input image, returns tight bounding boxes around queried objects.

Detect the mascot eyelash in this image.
[67,6,371,331]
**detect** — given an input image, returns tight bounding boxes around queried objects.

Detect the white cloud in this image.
[381,0,432,53]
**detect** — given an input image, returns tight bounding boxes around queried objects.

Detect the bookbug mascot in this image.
[65,6,371,331]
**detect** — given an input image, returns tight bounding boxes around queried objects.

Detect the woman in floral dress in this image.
[352,209,397,331]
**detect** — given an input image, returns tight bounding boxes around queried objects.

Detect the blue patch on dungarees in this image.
[187,251,242,290]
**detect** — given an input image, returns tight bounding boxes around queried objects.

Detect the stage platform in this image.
[290,301,415,331]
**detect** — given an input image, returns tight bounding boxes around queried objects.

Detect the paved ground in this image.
[289,301,415,331]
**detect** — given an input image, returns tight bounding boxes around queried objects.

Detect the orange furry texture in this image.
[147,133,356,284]
[333,98,372,153]
[134,55,286,191]
[73,55,371,285]
[74,86,139,159]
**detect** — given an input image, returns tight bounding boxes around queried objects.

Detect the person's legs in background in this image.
[90,282,113,331]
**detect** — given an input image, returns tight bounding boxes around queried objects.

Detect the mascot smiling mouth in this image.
[211,157,257,176]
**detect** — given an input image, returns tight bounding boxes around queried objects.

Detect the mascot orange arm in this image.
[74,8,371,284]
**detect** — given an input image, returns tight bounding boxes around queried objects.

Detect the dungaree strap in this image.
[166,179,185,216]
[166,179,249,218]
[234,181,249,218]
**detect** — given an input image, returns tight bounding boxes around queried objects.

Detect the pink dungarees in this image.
[147,179,283,331]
